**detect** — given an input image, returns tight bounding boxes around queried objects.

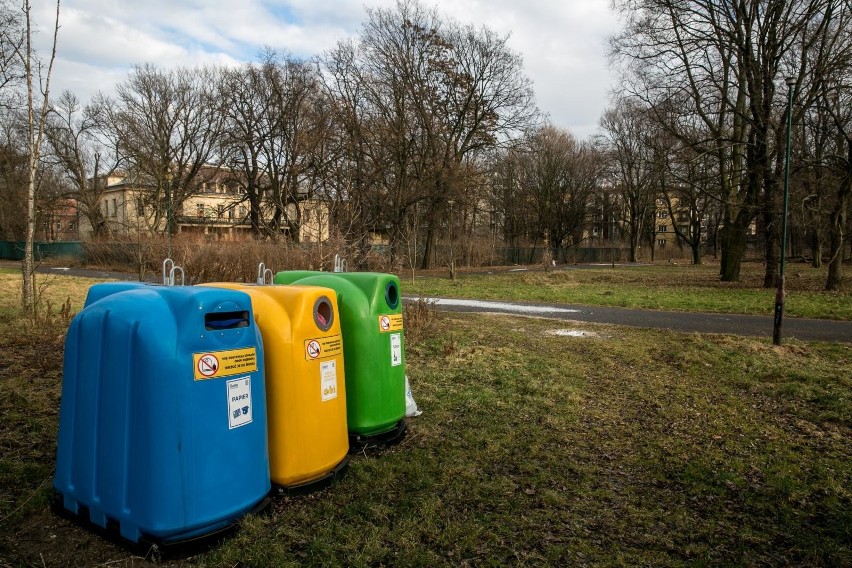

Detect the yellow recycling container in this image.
[201,283,348,491]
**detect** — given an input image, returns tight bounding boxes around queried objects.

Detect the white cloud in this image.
[29,0,619,139]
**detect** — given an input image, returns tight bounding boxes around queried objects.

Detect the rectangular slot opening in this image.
[205,311,250,331]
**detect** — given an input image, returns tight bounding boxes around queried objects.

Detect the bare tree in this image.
[18,0,60,315]
[515,125,602,261]
[600,100,657,262]
[218,59,279,237]
[44,91,115,237]
[322,0,536,269]
[264,56,331,242]
[813,65,852,290]
[0,0,24,110]
[97,64,225,237]
[0,122,27,240]
[611,0,849,283]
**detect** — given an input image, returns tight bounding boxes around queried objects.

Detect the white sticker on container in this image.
[321,360,338,401]
[227,376,252,429]
[390,333,402,367]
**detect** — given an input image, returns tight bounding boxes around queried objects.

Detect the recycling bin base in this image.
[51,491,271,561]
[349,419,407,449]
[274,456,350,496]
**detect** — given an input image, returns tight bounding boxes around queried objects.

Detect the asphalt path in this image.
[408,296,852,344]
[4,260,848,343]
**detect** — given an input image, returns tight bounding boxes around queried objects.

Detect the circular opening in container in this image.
[314,296,334,331]
[385,281,399,310]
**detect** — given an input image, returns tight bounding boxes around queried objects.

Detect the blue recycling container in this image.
[83,281,152,307]
[54,286,271,544]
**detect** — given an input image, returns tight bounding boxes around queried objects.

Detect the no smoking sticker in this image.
[378,313,403,333]
[303,335,343,361]
[197,354,219,377]
[193,348,257,380]
[306,340,322,359]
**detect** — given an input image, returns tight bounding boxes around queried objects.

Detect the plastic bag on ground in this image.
[405,375,422,417]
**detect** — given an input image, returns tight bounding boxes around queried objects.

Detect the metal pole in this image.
[773,77,796,346]
[165,172,172,259]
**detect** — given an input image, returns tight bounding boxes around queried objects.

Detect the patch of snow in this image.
[545,329,594,337]
[426,297,580,315]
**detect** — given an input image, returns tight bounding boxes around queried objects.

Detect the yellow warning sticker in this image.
[304,334,343,361]
[377,313,404,333]
[193,347,258,381]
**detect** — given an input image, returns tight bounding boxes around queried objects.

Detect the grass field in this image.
[404,262,852,320]
[0,270,850,566]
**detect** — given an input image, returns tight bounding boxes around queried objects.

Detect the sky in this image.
[31,0,622,140]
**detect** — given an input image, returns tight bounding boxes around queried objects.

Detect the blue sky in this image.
[33,0,620,139]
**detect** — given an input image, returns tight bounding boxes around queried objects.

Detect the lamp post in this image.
[773,76,796,346]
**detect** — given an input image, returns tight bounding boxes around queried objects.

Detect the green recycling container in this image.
[273,271,406,442]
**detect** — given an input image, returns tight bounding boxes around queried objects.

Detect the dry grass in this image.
[0,272,849,566]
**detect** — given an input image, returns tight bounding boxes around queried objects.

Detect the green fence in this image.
[0,241,84,261]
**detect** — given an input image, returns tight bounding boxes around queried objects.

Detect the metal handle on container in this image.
[162,258,175,285]
[168,266,184,287]
[257,263,273,285]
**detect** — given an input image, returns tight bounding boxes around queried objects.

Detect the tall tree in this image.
[219,59,280,237]
[517,125,602,260]
[600,100,657,262]
[97,64,224,236]
[19,0,59,315]
[611,0,848,283]
[323,0,536,268]
[265,56,331,242]
[44,91,114,237]
[0,0,24,110]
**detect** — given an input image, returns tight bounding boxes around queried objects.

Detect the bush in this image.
[82,235,372,283]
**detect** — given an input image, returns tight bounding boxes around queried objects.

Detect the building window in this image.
[56,221,62,231]
[111,199,117,217]
[196,204,205,218]
[658,225,667,232]
[69,221,76,231]
[136,197,144,216]
[657,211,667,219]
[217,205,224,219]
[238,206,247,218]
[658,239,666,247]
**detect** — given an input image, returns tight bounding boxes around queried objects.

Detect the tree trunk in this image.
[825,151,850,290]
[720,218,749,282]
[810,227,823,268]
[825,209,844,291]
[420,222,435,270]
[22,174,36,315]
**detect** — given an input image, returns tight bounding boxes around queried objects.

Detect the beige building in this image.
[80,168,329,243]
